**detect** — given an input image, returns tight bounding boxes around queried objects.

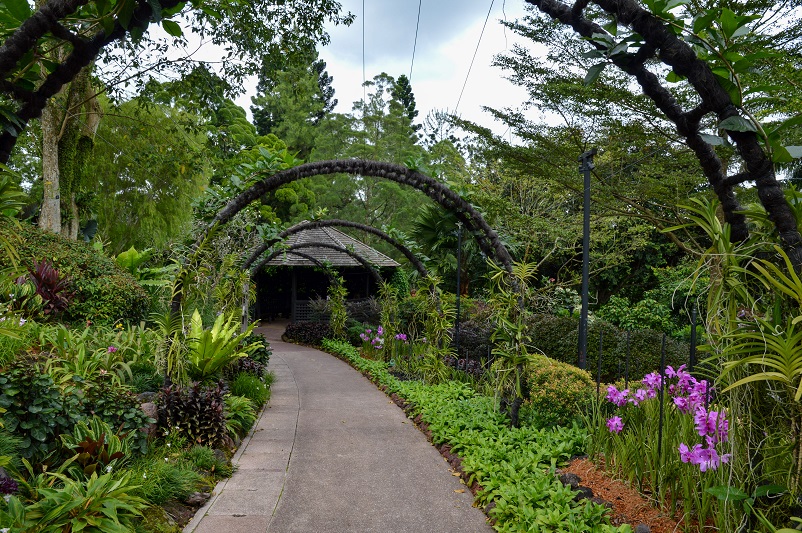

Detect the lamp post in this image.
[455,221,463,357]
[577,148,597,370]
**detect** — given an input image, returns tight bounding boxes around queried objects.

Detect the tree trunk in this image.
[38,99,61,234]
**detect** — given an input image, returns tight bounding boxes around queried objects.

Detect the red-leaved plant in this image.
[15,260,74,317]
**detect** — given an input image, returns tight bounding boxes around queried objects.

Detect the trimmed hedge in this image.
[527,314,689,383]
[0,220,148,323]
[525,355,595,427]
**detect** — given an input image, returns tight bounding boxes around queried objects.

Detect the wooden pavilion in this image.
[252,224,400,322]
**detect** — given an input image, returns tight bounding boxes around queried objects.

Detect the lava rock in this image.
[573,485,594,501]
[559,473,582,489]
[185,492,211,506]
[136,391,158,403]
[140,402,158,436]
[590,496,613,509]
[634,524,651,533]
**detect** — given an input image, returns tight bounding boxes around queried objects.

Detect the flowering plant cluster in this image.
[359,326,384,351]
[605,364,730,471]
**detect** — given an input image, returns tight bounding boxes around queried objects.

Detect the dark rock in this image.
[559,473,582,489]
[214,449,228,463]
[573,486,594,501]
[590,496,613,509]
[185,492,211,507]
[136,391,158,403]
[634,524,651,533]
[140,402,158,437]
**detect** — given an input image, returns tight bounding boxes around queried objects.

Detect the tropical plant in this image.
[185,309,257,381]
[15,260,74,319]
[58,417,136,480]
[327,275,348,340]
[224,395,257,438]
[115,246,178,288]
[158,381,230,449]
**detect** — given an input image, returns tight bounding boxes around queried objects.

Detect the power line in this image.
[409,0,423,82]
[454,0,495,114]
[362,0,366,102]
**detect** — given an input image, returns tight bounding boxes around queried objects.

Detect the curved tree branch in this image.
[526,0,802,270]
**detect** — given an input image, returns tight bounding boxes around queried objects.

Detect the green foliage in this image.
[186,309,255,382]
[229,373,270,407]
[115,246,178,289]
[327,275,347,340]
[0,220,149,323]
[129,452,202,506]
[178,445,232,478]
[528,314,689,383]
[0,470,148,532]
[58,416,136,480]
[320,338,629,532]
[525,355,595,428]
[597,296,674,333]
[238,332,271,365]
[0,361,83,460]
[223,395,257,438]
[158,382,230,449]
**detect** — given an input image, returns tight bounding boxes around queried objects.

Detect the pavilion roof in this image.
[266,223,400,268]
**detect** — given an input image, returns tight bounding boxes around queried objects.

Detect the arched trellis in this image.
[253,242,384,286]
[242,219,429,278]
[172,159,515,314]
[278,251,337,281]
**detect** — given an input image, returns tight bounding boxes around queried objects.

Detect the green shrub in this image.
[224,395,257,438]
[524,355,595,427]
[0,220,149,323]
[528,314,690,382]
[230,373,269,407]
[239,332,271,365]
[130,455,201,505]
[130,361,163,393]
[0,361,83,460]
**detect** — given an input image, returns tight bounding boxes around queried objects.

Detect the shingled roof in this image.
[266,224,400,268]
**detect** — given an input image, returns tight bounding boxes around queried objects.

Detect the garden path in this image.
[184,321,491,533]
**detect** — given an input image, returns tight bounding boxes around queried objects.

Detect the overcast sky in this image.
[234,0,542,137]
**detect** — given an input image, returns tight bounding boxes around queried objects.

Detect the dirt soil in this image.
[561,457,689,533]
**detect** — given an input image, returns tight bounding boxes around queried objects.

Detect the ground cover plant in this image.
[322,338,632,532]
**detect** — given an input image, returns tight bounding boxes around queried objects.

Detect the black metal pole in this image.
[689,305,697,372]
[455,222,462,357]
[577,148,597,370]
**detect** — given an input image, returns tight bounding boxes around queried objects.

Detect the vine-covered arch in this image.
[172,159,515,313]
[278,251,336,281]
[253,242,384,285]
[242,219,429,278]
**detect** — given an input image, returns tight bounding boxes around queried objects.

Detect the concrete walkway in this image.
[184,323,491,533]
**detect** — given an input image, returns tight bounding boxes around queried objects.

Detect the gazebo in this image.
[252,224,400,322]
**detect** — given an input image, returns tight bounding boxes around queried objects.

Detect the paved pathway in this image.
[184,322,491,533]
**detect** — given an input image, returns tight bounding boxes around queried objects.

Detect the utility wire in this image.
[409,0,423,82]
[454,0,495,114]
[362,0,366,102]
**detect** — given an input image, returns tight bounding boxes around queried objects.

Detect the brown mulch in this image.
[561,457,689,533]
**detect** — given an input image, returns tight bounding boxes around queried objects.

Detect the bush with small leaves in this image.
[524,355,595,427]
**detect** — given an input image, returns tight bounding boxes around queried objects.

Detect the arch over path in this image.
[242,219,429,278]
[172,159,515,315]
[254,242,384,285]
[279,251,336,280]
[211,160,513,273]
